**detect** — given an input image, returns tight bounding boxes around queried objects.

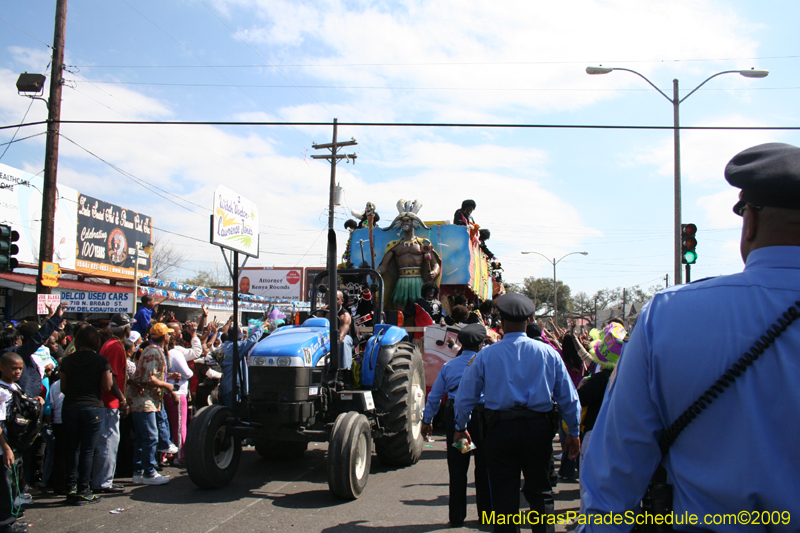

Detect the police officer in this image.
[580,145,800,532]
[454,293,581,533]
[421,323,491,527]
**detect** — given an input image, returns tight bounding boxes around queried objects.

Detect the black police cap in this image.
[457,323,487,346]
[109,313,131,328]
[495,293,536,322]
[725,143,800,212]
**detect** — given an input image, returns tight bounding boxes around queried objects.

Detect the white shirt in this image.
[168,348,194,395]
[0,381,21,456]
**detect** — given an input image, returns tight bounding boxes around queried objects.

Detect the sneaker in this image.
[71,490,102,506]
[132,473,143,484]
[553,453,562,460]
[4,522,28,532]
[94,484,125,494]
[13,494,33,507]
[141,473,170,485]
[157,444,179,455]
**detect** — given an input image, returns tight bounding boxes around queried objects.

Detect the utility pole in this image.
[37,0,67,296]
[311,119,357,380]
[665,274,670,288]
[621,288,627,328]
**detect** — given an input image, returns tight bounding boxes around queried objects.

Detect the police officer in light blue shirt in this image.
[421,323,490,527]
[455,293,581,533]
[580,142,800,532]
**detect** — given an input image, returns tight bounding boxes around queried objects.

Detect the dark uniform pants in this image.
[445,407,491,525]
[483,418,555,533]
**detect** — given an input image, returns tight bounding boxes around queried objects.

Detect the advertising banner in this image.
[0,162,78,269]
[211,185,259,258]
[239,267,302,301]
[36,294,61,315]
[76,194,153,278]
[58,290,133,314]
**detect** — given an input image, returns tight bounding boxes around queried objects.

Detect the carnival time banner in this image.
[211,185,259,258]
[0,162,79,270]
[76,194,153,278]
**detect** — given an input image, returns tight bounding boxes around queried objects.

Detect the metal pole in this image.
[132,247,140,316]
[685,264,691,283]
[673,79,682,285]
[328,120,339,376]
[37,0,67,296]
[232,250,239,408]
[552,259,558,327]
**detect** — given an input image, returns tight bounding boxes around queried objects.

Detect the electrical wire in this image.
[5,119,800,131]
[0,100,36,161]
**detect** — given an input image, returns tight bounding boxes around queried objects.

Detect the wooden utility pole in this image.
[310,119,357,377]
[37,0,67,295]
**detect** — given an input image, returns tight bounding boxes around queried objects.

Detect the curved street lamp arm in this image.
[521,250,554,265]
[678,70,742,104]
[555,251,588,265]
[609,68,672,103]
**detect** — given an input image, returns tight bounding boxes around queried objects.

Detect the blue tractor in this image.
[185,268,425,499]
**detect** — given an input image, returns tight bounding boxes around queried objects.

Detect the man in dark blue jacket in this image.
[0,305,65,398]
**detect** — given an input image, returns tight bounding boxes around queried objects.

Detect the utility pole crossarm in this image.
[309,154,358,160]
[311,139,358,150]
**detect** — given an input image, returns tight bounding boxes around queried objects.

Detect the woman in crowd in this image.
[59,325,123,505]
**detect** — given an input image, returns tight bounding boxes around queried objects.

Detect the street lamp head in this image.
[16,73,47,95]
[143,241,155,255]
[739,69,769,78]
[586,66,613,75]
[579,252,588,255]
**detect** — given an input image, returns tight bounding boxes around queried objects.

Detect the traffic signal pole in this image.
[37,0,68,296]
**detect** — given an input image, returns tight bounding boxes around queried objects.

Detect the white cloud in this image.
[626,116,782,183]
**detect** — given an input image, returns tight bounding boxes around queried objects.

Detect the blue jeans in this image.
[91,408,120,489]
[340,335,353,370]
[132,411,158,476]
[156,406,174,451]
[62,405,103,493]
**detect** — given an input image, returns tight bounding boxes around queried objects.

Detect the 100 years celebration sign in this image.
[211,185,259,258]
[76,194,153,277]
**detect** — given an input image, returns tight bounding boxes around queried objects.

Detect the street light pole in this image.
[586,66,768,284]
[131,240,153,316]
[521,251,588,326]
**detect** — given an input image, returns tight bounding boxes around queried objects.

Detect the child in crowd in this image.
[0,352,30,533]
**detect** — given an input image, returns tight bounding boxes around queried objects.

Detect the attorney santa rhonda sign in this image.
[211,185,259,258]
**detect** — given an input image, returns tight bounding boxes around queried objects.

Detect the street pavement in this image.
[24,434,580,533]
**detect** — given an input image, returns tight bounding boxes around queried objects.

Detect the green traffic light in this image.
[683,250,697,264]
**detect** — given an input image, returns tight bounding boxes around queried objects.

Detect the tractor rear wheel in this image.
[374,342,425,466]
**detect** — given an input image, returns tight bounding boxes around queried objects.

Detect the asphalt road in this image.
[24,435,580,533]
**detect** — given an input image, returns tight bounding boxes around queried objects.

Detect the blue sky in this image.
[1,0,798,297]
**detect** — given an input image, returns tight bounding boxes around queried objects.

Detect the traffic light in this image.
[0,224,20,272]
[681,223,697,264]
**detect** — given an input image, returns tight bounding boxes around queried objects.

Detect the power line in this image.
[72,80,800,92]
[6,119,800,131]
[69,54,800,69]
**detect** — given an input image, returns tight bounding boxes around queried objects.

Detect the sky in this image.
[1,0,798,298]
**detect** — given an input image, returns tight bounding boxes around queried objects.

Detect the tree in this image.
[149,237,188,280]
[517,276,572,325]
[571,291,594,322]
[182,264,230,288]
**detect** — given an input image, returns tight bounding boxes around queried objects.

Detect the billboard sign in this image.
[76,194,153,278]
[58,290,133,314]
[239,267,302,301]
[0,163,78,269]
[211,185,259,258]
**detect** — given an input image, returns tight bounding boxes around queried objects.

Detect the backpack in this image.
[0,384,44,451]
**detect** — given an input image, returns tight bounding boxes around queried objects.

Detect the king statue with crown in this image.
[377,199,442,311]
